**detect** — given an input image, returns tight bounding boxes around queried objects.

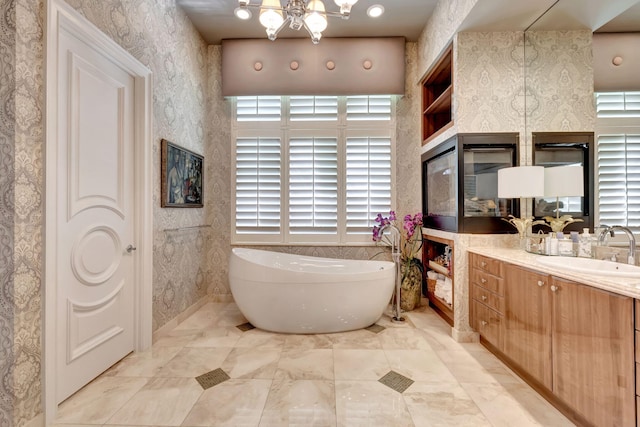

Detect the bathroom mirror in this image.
[523,0,640,229]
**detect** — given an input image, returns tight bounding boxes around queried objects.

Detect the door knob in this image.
[550,285,558,292]
[126,244,137,253]
[537,280,545,287]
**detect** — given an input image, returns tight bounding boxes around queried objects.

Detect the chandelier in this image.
[235,0,359,44]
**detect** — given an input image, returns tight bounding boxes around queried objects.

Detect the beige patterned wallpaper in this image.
[4,0,212,424]
[0,0,16,423]
[526,30,595,135]
[456,32,525,135]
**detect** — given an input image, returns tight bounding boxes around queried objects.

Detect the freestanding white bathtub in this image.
[228,248,396,334]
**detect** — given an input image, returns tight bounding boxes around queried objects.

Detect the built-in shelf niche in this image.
[421,44,453,144]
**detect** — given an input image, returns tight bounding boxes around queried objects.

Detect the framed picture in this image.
[161,139,203,208]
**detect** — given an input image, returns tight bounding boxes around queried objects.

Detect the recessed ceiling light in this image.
[367,5,385,18]
[234,7,252,20]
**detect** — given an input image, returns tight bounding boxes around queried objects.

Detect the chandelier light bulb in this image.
[334,0,358,16]
[305,0,328,33]
[259,0,284,31]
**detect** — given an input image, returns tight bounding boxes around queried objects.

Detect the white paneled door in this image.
[54,14,136,403]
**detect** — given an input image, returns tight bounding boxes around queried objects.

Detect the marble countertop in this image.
[467,247,640,300]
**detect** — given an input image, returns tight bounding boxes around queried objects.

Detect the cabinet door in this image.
[504,263,552,390]
[551,276,635,427]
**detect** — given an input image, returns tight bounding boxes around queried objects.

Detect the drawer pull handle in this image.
[481,320,488,326]
[550,285,558,292]
[537,280,545,287]
[481,295,487,301]
[481,261,487,267]
[481,278,487,284]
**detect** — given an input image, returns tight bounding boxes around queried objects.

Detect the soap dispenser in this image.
[578,228,592,258]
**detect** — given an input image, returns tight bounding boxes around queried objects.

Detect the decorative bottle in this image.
[578,228,592,258]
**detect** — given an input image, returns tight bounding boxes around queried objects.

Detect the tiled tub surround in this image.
[53,301,573,427]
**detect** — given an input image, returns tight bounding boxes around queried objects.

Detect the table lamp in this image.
[543,165,584,232]
[497,166,546,239]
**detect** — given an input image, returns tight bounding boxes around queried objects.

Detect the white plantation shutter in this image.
[346,136,392,233]
[235,137,281,234]
[289,136,338,234]
[233,95,395,243]
[596,92,640,118]
[596,91,640,232]
[290,96,338,121]
[597,134,640,229]
[236,96,281,121]
[346,95,392,120]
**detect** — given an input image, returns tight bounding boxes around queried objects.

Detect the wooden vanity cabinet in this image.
[504,264,552,390]
[469,253,504,351]
[550,276,635,427]
[470,255,636,427]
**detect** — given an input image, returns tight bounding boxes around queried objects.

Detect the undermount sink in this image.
[536,256,640,278]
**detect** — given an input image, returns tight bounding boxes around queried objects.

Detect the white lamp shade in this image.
[544,165,584,197]
[259,0,284,29]
[305,0,328,33]
[497,166,545,198]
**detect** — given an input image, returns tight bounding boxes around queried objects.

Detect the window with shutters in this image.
[232,95,396,244]
[596,92,640,232]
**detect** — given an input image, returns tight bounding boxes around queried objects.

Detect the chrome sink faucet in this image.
[599,225,636,265]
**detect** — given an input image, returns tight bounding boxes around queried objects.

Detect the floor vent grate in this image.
[236,322,256,332]
[378,370,414,393]
[196,368,231,390]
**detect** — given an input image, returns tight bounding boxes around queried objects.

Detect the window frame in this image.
[230,95,397,246]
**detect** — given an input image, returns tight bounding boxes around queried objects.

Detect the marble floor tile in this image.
[461,382,575,427]
[152,329,205,348]
[57,302,573,427]
[106,377,203,426]
[329,329,383,349]
[282,333,334,350]
[103,346,183,378]
[333,349,390,380]
[173,304,221,331]
[234,329,286,349]
[155,347,232,378]
[181,379,271,427]
[259,379,336,427]
[385,349,457,383]
[185,326,243,348]
[436,348,523,385]
[378,328,433,350]
[403,381,492,427]
[221,347,281,379]
[55,376,148,424]
[275,349,334,380]
[335,380,414,427]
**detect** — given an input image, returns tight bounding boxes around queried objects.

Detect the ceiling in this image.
[176,0,640,46]
[177,0,439,45]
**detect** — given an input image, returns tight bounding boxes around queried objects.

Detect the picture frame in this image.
[161,139,203,208]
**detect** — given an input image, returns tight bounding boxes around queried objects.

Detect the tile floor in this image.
[53,301,575,426]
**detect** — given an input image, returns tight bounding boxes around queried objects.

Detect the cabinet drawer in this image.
[472,300,503,350]
[470,268,504,296]
[472,284,504,314]
[471,254,502,277]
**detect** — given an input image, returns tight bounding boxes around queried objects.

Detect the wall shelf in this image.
[423,234,454,326]
[421,44,453,145]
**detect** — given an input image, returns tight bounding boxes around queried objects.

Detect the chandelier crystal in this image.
[236,0,359,44]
